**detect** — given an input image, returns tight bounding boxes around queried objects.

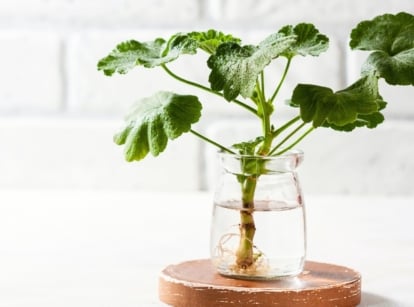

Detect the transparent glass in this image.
[210,150,306,280]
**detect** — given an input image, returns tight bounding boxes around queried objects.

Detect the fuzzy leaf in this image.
[278,23,329,58]
[350,12,414,85]
[322,110,385,131]
[114,91,202,161]
[97,34,198,76]
[292,74,386,129]
[188,30,241,54]
[321,99,386,131]
[207,34,296,101]
[98,30,240,76]
[232,137,264,155]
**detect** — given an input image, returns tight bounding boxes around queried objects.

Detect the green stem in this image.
[236,175,257,269]
[260,71,266,102]
[234,79,271,269]
[255,82,273,156]
[269,122,307,155]
[161,64,258,116]
[272,115,301,138]
[273,126,315,156]
[190,129,236,154]
[269,57,292,104]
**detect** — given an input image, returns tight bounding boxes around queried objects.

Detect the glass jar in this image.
[210,150,306,280]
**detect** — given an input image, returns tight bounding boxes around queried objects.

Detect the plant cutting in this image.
[97,12,413,280]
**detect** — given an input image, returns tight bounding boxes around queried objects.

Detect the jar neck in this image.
[218,150,303,176]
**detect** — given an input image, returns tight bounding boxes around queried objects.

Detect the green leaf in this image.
[322,111,385,131]
[98,30,240,76]
[361,50,414,86]
[114,91,202,161]
[188,30,241,54]
[292,73,386,129]
[97,39,163,75]
[232,137,264,155]
[350,12,414,85]
[97,34,198,76]
[207,34,297,101]
[322,99,386,131]
[278,23,329,58]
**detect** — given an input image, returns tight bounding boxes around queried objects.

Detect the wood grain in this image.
[159,259,361,306]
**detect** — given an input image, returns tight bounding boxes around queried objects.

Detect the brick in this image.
[299,120,414,195]
[0,31,62,113]
[0,0,200,27]
[204,118,414,195]
[0,118,200,191]
[207,0,414,27]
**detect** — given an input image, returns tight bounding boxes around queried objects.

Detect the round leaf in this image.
[278,23,329,58]
[97,34,198,76]
[350,12,414,85]
[292,74,386,129]
[207,34,296,101]
[114,91,202,161]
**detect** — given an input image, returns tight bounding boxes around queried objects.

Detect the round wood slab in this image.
[159,259,361,306]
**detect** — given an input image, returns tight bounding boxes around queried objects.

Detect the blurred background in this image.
[0,0,413,195]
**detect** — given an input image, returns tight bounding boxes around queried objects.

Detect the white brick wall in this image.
[0,0,413,194]
[0,0,199,27]
[208,0,414,26]
[0,118,200,191]
[0,31,62,113]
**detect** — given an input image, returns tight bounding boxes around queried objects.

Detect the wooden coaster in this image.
[159,259,361,307]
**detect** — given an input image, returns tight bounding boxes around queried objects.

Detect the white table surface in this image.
[0,189,413,306]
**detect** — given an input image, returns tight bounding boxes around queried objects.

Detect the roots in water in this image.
[214,232,271,275]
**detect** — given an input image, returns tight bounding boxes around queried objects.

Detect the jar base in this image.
[215,260,305,281]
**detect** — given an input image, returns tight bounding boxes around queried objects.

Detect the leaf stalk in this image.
[190,129,236,154]
[161,64,258,116]
[270,57,292,104]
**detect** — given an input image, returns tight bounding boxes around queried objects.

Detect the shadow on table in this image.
[360,292,403,307]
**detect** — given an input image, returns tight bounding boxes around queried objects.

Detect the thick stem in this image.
[236,175,258,268]
[255,81,273,156]
[234,79,271,270]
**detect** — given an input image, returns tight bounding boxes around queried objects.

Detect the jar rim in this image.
[217,149,304,160]
[217,149,304,174]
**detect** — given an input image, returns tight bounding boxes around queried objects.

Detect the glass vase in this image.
[210,150,306,280]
